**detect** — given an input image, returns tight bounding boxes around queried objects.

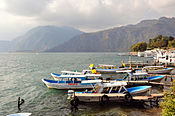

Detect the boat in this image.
[68,80,151,105]
[138,66,173,74]
[115,70,165,83]
[42,76,101,89]
[89,64,129,73]
[7,113,32,116]
[51,70,101,81]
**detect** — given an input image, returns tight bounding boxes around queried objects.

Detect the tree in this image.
[130,42,147,52]
[168,41,175,48]
[147,35,173,48]
[160,80,175,116]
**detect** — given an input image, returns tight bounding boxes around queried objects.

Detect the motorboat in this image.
[138,66,173,74]
[42,76,101,90]
[115,70,165,83]
[89,64,129,73]
[68,80,151,105]
[51,70,101,80]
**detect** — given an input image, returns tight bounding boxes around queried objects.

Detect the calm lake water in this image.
[0,53,162,116]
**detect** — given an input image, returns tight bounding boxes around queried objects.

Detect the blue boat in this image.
[42,77,99,90]
[115,71,165,83]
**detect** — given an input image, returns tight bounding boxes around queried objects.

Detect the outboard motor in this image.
[67,90,75,100]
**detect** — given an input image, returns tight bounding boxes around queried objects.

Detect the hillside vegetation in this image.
[130,35,175,52]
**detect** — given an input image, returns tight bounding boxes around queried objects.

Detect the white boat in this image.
[137,66,173,74]
[89,64,129,73]
[51,70,101,81]
[68,80,151,105]
[42,76,101,90]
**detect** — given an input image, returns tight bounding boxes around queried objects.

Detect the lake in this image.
[0,53,161,116]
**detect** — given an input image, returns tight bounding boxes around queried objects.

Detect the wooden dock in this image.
[133,93,164,101]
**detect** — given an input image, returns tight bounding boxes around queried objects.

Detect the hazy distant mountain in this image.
[0,40,11,52]
[48,17,175,52]
[11,26,83,52]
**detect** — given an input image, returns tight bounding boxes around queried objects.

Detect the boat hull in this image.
[42,79,94,90]
[147,68,173,74]
[148,75,165,83]
[117,75,165,85]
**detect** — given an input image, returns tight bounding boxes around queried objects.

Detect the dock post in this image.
[149,88,152,96]
[155,98,159,107]
[150,99,153,107]
[165,75,167,81]
[171,75,173,82]
[136,61,138,68]
[165,62,167,68]
[129,56,132,69]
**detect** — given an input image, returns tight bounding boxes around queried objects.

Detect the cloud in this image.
[4,0,50,16]
[148,0,175,16]
[0,0,175,40]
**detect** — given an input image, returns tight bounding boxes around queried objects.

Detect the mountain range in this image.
[1,17,175,52]
[0,26,83,52]
[48,17,175,52]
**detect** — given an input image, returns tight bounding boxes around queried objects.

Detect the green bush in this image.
[160,80,175,116]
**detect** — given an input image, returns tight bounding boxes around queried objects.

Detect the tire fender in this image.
[100,95,109,105]
[70,96,79,106]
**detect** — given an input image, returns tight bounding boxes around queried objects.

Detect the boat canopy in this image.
[133,72,148,76]
[81,80,102,84]
[103,81,127,87]
[59,76,86,79]
[98,64,116,67]
[59,75,86,78]
[143,66,164,68]
[116,70,132,73]
[61,71,82,74]
[85,74,102,77]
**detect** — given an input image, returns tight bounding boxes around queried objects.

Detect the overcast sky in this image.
[0,0,175,40]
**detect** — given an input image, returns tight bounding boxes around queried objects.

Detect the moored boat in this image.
[115,70,165,83]
[51,70,101,80]
[138,66,173,74]
[42,76,101,89]
[68,80,151,105]
[89,64,129,74]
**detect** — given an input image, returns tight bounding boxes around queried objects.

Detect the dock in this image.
[133,93,164,101]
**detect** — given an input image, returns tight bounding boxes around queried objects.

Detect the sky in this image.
[0,0,175,41]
